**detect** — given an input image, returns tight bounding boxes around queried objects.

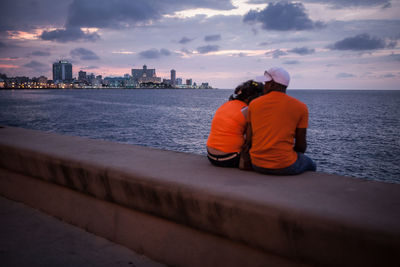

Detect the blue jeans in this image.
[253,153,316,175]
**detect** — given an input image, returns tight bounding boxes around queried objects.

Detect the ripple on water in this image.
[0,89,399,183]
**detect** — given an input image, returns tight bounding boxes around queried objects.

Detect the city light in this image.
[0,61,213,89]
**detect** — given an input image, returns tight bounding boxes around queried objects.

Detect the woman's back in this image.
[207,100,247,153]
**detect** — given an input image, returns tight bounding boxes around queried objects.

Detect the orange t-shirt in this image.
[207,100,247,153]
[248,91,308,169]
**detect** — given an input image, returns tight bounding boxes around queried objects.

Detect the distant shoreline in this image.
[2,88,400,91]
[0,87,216,90]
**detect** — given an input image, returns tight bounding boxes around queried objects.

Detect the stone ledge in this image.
[0,169,295,267]
[0,126,399,266]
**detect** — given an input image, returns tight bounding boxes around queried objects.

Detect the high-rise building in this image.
[78,70,87,82]
[53,60,72,81]
[87,73,95,84]
[186,79,192,86]
[131,65,160,84]
[170,69,176,85]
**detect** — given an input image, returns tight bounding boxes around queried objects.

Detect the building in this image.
[186,79,192,86]
[200,82,211,89]
[53,60,72,82]
[0,78,4,88]
[38,76,48,86]
[78,71,87,82]
[93,75,102,86]
[104,77,126,88]
[163,79,172,85]
[131,65,161,84]
[175,78,182,85]
[87,73,95,84]
[170,69,176,86]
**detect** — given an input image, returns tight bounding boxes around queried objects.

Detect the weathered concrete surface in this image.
[0,126,399,266]
[0,196,164,267]
[0,168,294,267]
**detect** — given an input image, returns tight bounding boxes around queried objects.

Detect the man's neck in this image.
[271,88,286,93]
[266,88,286,94]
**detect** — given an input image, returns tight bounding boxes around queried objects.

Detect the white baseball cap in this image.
[255,67,290,87]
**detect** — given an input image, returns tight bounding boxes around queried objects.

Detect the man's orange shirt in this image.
[207,100,247,153]
[248,91,308,169]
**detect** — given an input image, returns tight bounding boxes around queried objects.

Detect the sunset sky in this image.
[1,0,399,89]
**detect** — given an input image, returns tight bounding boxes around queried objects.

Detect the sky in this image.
[0,0,399,89]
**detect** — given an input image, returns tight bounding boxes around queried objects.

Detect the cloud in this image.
[234,53,247,57]
[197,45,219,54]
[258,37,309,47]
[0,41,20,49]
[288,47,315,55]
[40,27,100,42]
[387,53,400,61]
[70,48,100,60]
[331,34,386,51]
[65,0,234,29]
[65,0,159,29]
[243,2,324,31]
[30,51,51,57]
[82,65,99,70]
[179,37,194,44]
[382,73,395,78]
[180,48,194,55]
[0,57,19,61]
[336,72,356,78]
[258,42,270,46]
[266,49,287,58]
[247,0,391,8]
[0,0,69,32]
[139,48,171,59]
[0,0,235,34]
[301,0,391,8]
[283,60,300,65]
[387,40,397,48]
[23,60,47,69]
[204,34,221,42]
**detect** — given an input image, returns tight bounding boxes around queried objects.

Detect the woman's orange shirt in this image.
[207,100,247,153]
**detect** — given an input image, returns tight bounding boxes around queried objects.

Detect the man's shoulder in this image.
[249,94,266,108]
[286,94,307,109]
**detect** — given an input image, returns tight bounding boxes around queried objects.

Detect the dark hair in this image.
[229,80,263,102]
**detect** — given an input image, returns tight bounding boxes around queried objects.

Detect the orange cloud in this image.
[0,64,19,68]
[7,30,42,40]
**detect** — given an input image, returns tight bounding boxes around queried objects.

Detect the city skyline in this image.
[1,0,400,89]
[0,60,211,89]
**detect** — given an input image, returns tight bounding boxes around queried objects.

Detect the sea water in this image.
[0,89,399,183]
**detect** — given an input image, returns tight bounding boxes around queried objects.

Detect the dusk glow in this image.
[1,0,399,89]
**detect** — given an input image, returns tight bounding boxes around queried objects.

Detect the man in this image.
[245,67,316,175]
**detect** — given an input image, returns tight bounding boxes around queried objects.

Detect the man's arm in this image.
[294,128,307,153]
[239,121,253,170]
[242,107,252,151]
[244,121,252,149]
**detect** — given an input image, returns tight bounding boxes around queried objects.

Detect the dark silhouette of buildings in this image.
[53,60,72,82]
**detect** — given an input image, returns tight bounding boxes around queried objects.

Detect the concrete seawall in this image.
[0,126,399,266]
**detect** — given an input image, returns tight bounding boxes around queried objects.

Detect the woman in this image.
[206,80,263,167]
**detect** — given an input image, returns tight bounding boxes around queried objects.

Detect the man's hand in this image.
[294,128,307,153]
